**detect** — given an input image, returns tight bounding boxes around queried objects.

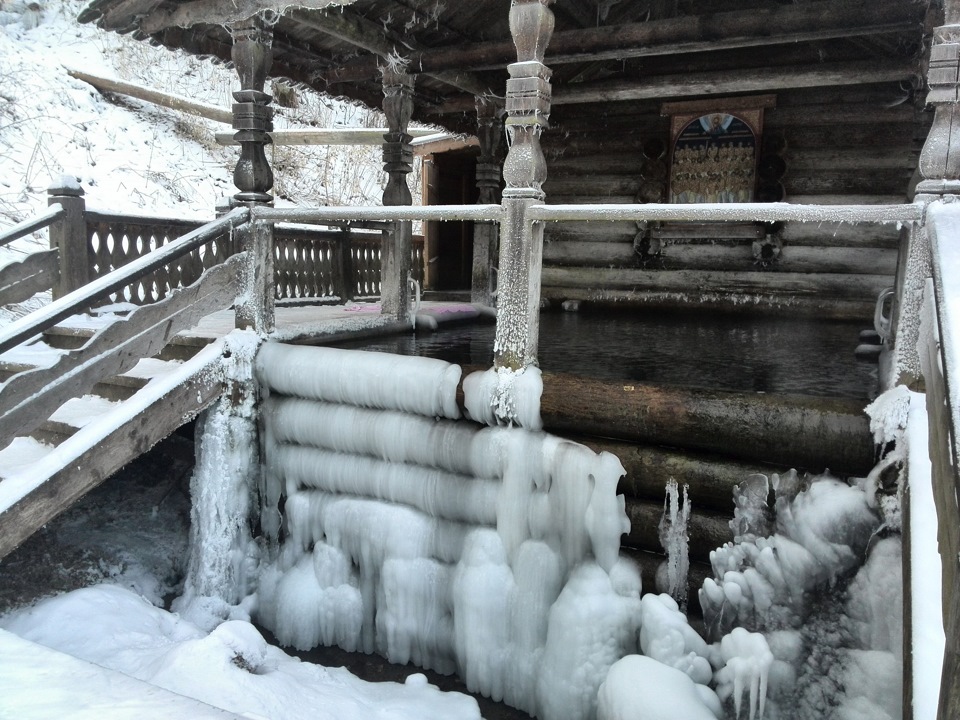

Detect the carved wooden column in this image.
[381,69,415,319]
[230,14,275,333]
[494,0,555,371]
[472,98,505,306]
[891,2,960,387]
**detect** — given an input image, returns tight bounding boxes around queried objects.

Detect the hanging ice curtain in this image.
[669,113,756,203]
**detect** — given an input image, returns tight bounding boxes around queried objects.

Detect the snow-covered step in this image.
[0,628,245,719]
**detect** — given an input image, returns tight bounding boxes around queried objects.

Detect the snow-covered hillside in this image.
[0,0,389,256]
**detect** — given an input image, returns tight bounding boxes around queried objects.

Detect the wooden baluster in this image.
[472,97,505,306]
[230,14,275,333]
[494,0,555,371]
[47,179,89,301]
[381,68,415,319]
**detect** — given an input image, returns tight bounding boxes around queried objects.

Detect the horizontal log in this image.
[214,128,439,147]
[540,266,892,298]
[67,67,233,123]
[0,256,239,448]
[537,371,875,474]
[568,434,774,510]
[0,344,224,560]
[786,148,919,172]
[624,496,732,563]
[543,176,641,197]
[783,169,913,197]
[543,241,898,275]
[781,123,921,149]
[540,287,875,320]
[545,222,637,244]
[782,221,900,249]
[0,250,58,306]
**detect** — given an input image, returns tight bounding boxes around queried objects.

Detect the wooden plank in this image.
[214,128,440,147]
[787,148,918,172]
[0,256,240,448]
[139,0,347,33]
[784,169,914,197]
[0,347,224,560]
[541,266,892,297]
[782,221,900,248]
[0,250,58,306]
[545,222,636,244]
[0,205,64,249]
[66,68,233,124]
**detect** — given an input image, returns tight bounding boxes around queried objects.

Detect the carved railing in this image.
[0,204,65,307]
[0,208,250,448]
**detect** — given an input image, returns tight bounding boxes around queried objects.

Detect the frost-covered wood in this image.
[0,204,64,249]
[48,181,89,301]
[0,345,225,561]
[0,250,59,307]
[0,255,240,448]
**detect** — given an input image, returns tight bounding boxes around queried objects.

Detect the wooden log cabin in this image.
[79,0,932,320]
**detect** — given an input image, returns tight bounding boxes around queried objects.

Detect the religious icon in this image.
[669,113,757,204]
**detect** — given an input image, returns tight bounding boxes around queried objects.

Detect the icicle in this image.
[658,479,690,612]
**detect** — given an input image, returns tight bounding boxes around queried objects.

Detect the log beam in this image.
[288,8,495,99]
[322,1,921,83]
[439,59,917,112]
[138,0,350,35]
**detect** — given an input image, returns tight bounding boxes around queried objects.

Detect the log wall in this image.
[540,83,930,318]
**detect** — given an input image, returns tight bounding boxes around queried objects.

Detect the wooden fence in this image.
[0,183,424,307]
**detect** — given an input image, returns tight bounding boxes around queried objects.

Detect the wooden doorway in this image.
[422,148,479,292]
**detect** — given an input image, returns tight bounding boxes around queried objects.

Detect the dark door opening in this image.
[422,148,479,292]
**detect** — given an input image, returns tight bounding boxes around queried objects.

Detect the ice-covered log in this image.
[624,497,732,564]
[256,342,462,419]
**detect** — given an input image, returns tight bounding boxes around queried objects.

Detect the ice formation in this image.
[657,479,691,610]
[462,364,544,429]
[597,655,721,720]
[254,343,637,720]
[173,332,262,630]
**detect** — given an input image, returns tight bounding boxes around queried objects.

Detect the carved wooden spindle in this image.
[472,97,505,306]
[381,68,415,319]
[918,0,960,195]
[493,0,555,371]
[230,15,275,333]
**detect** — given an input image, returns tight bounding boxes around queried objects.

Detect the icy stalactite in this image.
[173,332,263,631]
[714,628,773,720]
[657,479,691,610]
[254,343,638,720]
[700,473,880,641]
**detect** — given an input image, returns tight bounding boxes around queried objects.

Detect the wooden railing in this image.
[918,200,960,720]
[0,204,65,307]
[0,208,250,451]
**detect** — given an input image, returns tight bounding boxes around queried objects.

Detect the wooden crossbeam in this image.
[288,8,496,99]
[323,1,922,83]
[437,59,917,113]
[138,0,356,34]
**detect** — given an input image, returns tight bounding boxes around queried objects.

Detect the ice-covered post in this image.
[381,68,415,319]
[472,97,504,306]
[47,178,89,300]
[494,0,554,371]
[230,13,275,334]
[892,1,960,387]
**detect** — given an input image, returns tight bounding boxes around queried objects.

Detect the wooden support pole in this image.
[47,178,89,301]
[230,14,275,333]
[471,97,504,306]
[380,68,415,320]
[493,0,555,371]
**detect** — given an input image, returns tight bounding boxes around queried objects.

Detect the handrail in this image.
[254,204,504,224]
[529,202,923,224]
[0,207,250,355]
[0,204,65,249]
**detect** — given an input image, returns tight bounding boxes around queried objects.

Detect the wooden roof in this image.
[78,0,931,135]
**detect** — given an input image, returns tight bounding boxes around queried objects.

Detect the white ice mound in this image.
[639,594,712,685]
[597,655,722,720]
[256,342,462,419]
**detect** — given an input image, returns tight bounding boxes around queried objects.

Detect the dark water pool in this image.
[337,310,878,400]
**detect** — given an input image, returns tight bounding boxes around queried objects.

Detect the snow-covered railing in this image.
[0,204,66,307]
[918,200,960,717]
[0,207,251,454]
[252,204,505,224]
[528,202,922,224]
